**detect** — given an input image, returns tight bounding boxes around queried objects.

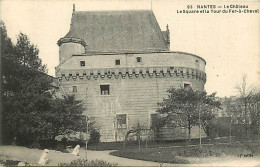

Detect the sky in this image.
[1,0,260,97]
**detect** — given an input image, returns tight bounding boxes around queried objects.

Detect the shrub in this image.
[29,140,41,149]
[88,129,100,144]
[16,132,34,147]
[58,158,117,166]
[56,143,69,153]
[61,137,67,145]
[39,139,57,150]
[0,157,31,166]
[241,141,260,155]
[54,137,69,153]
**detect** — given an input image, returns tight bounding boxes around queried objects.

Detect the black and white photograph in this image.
[0,0,260,166]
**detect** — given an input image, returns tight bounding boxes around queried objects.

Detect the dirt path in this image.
[0,146,78,166]
[0,146,260,166]
[0,146,163,166]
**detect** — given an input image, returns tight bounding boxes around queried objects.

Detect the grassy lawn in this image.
[110,142,260,164]
[110,148,190,164]
[88,137,216,150]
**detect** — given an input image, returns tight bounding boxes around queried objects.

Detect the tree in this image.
[157,88,221,141]
[2,65,55,144]
[249,91,260,139]
[123,122,146,149]
[1,22,89,147]
[47,95,88,141]
[1,22,51,144]
[15,33,47,72]
[1,22,48,95]
[199,92,222,137]
[234,75,256,138]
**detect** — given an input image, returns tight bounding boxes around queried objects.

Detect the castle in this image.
[55,5,206,142]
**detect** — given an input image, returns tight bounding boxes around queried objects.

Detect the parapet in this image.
[57,66,206,82]
[57,37,86,47]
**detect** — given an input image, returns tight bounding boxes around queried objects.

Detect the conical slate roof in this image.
[64,10,169,52]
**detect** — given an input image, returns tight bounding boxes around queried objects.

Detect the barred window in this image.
[116,114,127,129]
[100,85,110,95]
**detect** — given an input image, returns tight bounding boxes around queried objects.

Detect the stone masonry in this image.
[55,6,206,142]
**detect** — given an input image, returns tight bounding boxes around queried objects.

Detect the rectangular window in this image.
[116,114,127,129]
[115,59,120,65]
[136,57,142,63]
[100,85,110,95]
[80,61,85,66]
[150,113,159,128]
[72,86,77,93]
[184,83,192,90]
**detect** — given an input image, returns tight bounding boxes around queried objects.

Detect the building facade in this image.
[55,6,207,142]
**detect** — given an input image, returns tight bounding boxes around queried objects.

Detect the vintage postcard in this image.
[0,0,260,166]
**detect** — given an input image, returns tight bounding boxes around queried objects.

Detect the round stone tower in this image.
[57,37,86,64]
[55,6,207,142]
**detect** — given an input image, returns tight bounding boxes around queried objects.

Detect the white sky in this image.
[1,0,260,97]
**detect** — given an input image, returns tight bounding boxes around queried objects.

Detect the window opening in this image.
[80,61,85,66]
[136,57,142,63]
[73,86,77,93]
[115,59,120,65]
[184,83,192,90]
[100,85,110,95]
[116,114,127,129]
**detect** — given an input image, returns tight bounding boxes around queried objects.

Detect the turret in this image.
[57,37,86,64]
[57,4,86,64]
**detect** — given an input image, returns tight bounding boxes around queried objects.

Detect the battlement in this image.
[57,37,86,47]
[57,66,206,82]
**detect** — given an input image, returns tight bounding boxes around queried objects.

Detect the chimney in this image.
[166,24,170,49]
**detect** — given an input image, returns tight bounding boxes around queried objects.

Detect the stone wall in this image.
[57,52,205,74]
[57,52,206,141]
